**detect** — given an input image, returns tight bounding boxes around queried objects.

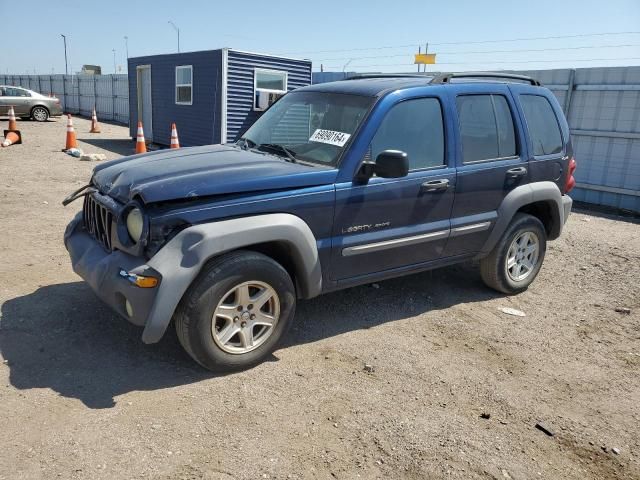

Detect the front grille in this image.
[83,194,114,251]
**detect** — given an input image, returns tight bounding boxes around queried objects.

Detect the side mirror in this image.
[374,150,409,178]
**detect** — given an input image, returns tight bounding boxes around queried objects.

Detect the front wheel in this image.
[174,251,296,372]
[31,106,49,122]
[480,213,547,294]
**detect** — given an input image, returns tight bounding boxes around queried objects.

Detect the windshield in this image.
[239,91,374,167]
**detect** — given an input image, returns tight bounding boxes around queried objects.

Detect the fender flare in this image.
[479,181,565,256]
[141,213,321,343]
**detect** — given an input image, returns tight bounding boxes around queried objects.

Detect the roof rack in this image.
[430,72,541,86]
[345,73,433,80]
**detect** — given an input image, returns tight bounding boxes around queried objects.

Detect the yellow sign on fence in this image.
[414,53,436,65]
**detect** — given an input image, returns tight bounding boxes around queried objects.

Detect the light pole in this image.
[168,20,180,53]
[112,49,117,73]
[124,36,129,59]
[60,34,68,75]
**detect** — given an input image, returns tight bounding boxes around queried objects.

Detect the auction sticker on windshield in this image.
[309,129,351,147]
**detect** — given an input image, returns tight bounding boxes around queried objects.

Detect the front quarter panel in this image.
[141,213,322,344]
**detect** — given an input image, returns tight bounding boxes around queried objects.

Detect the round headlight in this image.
[126,208,144,243]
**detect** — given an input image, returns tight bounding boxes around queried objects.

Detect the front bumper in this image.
[64,212,160,329]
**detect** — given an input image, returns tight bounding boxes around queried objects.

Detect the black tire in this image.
[480,213,547,294]
[174,250,296,372]
[31,106,49,122]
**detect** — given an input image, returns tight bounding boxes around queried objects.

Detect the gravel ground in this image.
[0,117,639,480]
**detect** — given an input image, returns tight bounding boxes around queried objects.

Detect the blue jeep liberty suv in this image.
[64,72,576,371]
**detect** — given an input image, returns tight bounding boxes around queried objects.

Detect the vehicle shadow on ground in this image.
[286,263,500,348]
[0,282,210,409]
[0,263,500,409]
[78,138,135,157]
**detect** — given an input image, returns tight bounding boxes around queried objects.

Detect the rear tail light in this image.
[565,157,577,193]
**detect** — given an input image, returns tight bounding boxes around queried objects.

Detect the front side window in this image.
[457,94,516,163]
[175,65,192,105]
[370,98,445,170]
[240,91,374,167]
[520,94,563,156]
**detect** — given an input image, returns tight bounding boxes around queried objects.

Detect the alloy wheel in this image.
[211,281,280,354]
[505,231,540,282]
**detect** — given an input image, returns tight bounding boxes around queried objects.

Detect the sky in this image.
[2,0,640,75]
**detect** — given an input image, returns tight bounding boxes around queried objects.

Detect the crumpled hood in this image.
[91,144,338,204]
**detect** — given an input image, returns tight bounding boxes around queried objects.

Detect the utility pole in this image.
[60,34,68,75]
[168,21,180,53]
[112,49,117,73]
[124,36,129,59]
[424,43,429,73]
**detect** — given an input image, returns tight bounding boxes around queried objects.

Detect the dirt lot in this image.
[0,117,639,480]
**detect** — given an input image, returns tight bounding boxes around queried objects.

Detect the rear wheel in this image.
[31,106,49,122]
[480,213,547,294]
[174,250,296,372]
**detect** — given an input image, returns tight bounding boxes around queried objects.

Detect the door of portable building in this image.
[136,65,153,141]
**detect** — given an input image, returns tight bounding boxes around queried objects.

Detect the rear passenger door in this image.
[443,85,529,257]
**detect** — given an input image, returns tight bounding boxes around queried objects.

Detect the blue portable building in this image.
[127,48,312,147]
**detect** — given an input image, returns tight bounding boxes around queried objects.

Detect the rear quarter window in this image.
[520,94,563,156]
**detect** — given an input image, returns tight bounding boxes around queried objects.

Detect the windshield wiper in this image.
[256,143,297,163]
[236,137,256,150]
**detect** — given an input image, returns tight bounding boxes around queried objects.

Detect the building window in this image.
[175,65,192,105]
[254,68,287,111]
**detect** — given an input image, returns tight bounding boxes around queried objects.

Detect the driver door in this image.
[331,96,456,281]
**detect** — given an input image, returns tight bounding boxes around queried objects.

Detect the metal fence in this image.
[0,74,129,124]
[514,67,640,213]
[3,67,639,212]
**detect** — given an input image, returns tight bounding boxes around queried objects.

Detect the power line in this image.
[315,43,640,62]
[317,56,640,71]
[283,31,640,56]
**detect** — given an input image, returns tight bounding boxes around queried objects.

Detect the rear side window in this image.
[520,95,563,156]
[456,94,516,163]
[371,97,445,170]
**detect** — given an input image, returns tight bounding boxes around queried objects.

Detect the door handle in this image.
[421,178,450,192]
[506,166,527,178]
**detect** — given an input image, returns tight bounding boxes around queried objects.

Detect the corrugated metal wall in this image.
[225,50,312,142]
[312,71,357,84]
[516,67,640,213]
[0,74,129,124]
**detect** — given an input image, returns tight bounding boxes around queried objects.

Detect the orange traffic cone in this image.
[90,107,101,133]
[65,114,78,150]
[170,123,180,149]
[2,130,22,147]
[135,121,147,154]
[7,106,17,131]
